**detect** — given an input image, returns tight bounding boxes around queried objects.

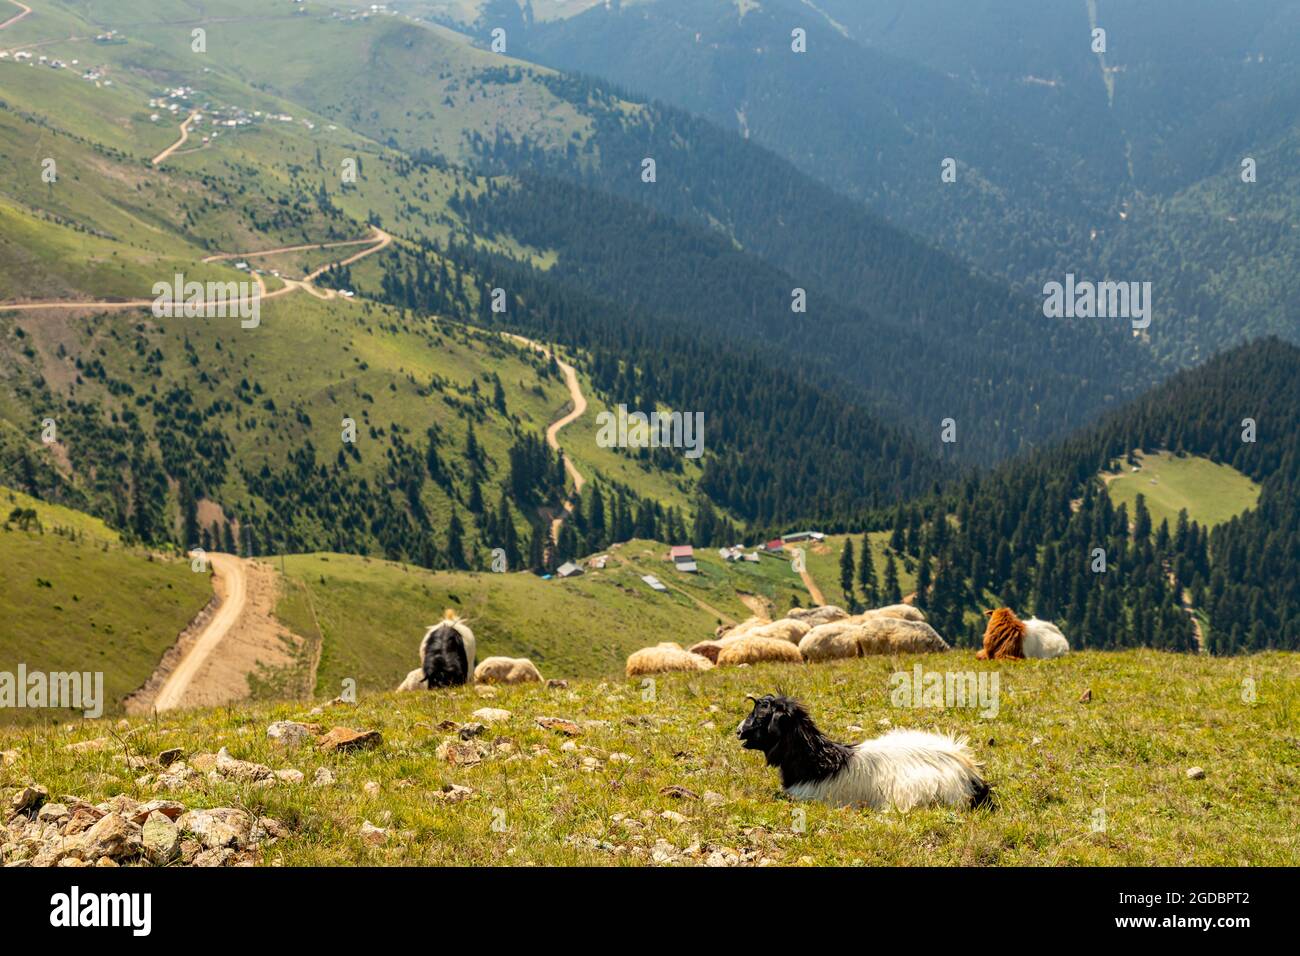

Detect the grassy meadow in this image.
[3,647,1295,865]
[0,487,212,725]
[1102,451,1261,530]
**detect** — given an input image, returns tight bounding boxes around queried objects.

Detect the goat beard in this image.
[977,609,1026,660]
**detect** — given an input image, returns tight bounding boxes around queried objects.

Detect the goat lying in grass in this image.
[737,694,993,811]
[977,608,1069,660]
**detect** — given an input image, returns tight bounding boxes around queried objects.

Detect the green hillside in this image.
[1101,451,1262,531]
[5,647,1296,865]
[0,486,212,725]
[276,537,813,696]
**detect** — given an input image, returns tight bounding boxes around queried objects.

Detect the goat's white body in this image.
[1022,617,1069,659]
[419,619,477,675]
[785,729,983,811]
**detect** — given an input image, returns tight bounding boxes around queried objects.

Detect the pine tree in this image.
[856,534,878,606]
[446,510,467,569]
[883,552,902,603]
[839,540,857,611]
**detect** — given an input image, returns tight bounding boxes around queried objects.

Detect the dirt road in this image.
[0,1,31,31]
[505,334,588,541]
[152,553,247,711]
[0,227,391,312]
[151,111,199,166]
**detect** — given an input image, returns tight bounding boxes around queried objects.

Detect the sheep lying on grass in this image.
[474,656,543,685]
[738,694,992,810]
[715,636,804,667]
[859,603,926,623]
[786,605,849,627]
[626,643,714,678]
[977,608,1069,660]
[687,640,726,663]
[799,616,949,662]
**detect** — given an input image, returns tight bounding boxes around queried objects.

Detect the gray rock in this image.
[141,811,180,864]
[75,812,142,861]
[9,784,48,816]
[266,721,319,748]
[215,747,274,782]
[178,808,253,850]
[311,767,335,788]
[1186,766,1206,780]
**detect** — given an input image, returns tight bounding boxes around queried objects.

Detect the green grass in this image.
[4,648,1296,864]
[0,487,212,725]
[1102,450,1261,530]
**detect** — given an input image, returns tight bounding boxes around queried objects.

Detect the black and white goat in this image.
[398,610,477,689]
[737,694,993,811]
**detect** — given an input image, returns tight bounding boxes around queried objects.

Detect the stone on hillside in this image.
[193,847,234,867]
[254,817,289,842]
[536,716,581,736]
[435,739,484,767]
[1,750,19,767]
[363,781,381,797]
[316,727,382,753]
[659,785,700,801]
[546,679,568,690]
[471,707,512,724]
[76,812,142,861]
[141,811,180,864]
[275,768,305,785]
[153,761,200,792]
[459,722,486,740]
[178,808,253,850]
[128,800,185,826]
[359,821,388,846]
[9,784,48,816]
[1186,766,1206,780]
[64,808,104,836]
[215,747,274,783]
[157,748,184,767]
[703,791,726,806]
[267,721,320,748]
[311,767,336,788]
[431,783,476,802]
[36,803,70,825]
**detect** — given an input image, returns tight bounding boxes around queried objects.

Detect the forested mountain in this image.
[486,0,1300,367]
[864,338,1300,654]
[193,5,1158,462]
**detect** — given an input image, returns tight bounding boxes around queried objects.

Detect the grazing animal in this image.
[799,616,948,662]
[734,618,811,645]
[786,605,849,627]
[687,640,726,663]
[626,642,714,678]
[977,608,1069,660]
[715,635,804,667]
[737,694,992,811]
[474,656,543,685]
[418,610,477,687]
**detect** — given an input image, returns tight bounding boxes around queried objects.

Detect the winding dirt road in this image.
[0,1,31,31]
[0,227,391,312]
[152,553,246,711]
[150,111,199,166]
[505,334,588,542]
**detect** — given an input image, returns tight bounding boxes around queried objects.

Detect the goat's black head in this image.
[737,693,851,788]
[738,694,808,760]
